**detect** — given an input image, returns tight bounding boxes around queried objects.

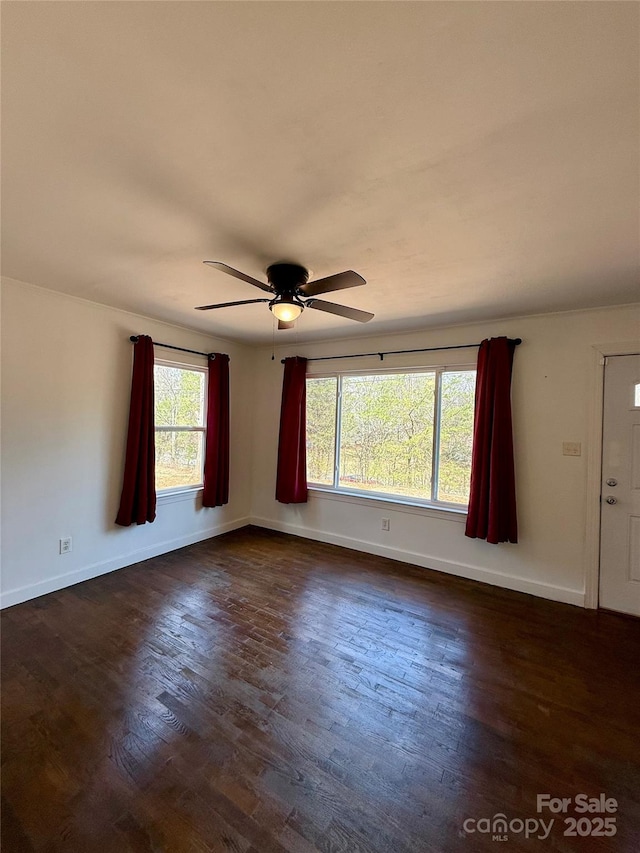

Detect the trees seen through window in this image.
[306,368,476,507]
[154,362,206,491]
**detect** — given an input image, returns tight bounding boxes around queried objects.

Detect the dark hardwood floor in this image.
[2,526,639,852]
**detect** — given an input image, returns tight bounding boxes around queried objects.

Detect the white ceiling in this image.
[2,2,638,344]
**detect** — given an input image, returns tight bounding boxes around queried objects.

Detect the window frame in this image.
[306,363,476,513]
[154,357,208,496]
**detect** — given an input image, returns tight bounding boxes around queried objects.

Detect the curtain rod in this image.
[129,336,216,360]
[281,338,522,364]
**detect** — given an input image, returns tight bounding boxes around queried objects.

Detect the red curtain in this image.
[115,335,156,526]
[276,356,308,503]
[203,353,230,507]
[465,337,518,544]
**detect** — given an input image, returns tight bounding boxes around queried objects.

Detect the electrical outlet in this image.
[60,537,72,554]
[381,518,390,532]
[562,442,581,457]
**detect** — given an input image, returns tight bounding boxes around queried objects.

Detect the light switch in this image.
[562,442,581,457]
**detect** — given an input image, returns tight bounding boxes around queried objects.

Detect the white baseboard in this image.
[250,516,585,607]
[0,517,250,609]
[3,515,585,610]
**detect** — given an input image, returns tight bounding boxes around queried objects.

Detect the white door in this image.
[599,353,640,616]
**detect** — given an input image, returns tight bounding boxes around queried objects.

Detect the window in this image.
[154,361,206,492]
[306,367,476,508]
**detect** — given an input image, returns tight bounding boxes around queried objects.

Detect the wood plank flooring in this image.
[2,526,639,852]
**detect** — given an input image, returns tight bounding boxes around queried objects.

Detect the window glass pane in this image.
[155,431,204,490]
[154,365,205,427]
[437,370,476,504]
[339,373,435,499]
[306,377,337,485]
[635,383,640,407]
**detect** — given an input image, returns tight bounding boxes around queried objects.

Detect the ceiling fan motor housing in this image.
[266,263,309,296]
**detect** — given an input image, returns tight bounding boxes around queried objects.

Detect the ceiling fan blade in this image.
[307,299,374,323]
[195,298,271,311]
[299,270,365,297]
[203,261,273,293]
[278,320,296,330]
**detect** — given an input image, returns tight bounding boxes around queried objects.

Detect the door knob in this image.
[606,478,617,487]
[605,496,617,505]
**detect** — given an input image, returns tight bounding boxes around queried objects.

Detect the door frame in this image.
[585,341,640,608]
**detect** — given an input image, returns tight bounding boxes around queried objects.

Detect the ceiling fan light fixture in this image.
[270,298,303,322]
[199,261,372,323]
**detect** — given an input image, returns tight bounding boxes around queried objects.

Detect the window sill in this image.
[157,487,203,506]
[307,487,468,523]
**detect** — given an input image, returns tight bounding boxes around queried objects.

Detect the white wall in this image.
[249,304,640,606]
[3,278,638,610]
[1,278,254,607]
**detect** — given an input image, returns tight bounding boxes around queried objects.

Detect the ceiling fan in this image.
[196,261,374,329]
